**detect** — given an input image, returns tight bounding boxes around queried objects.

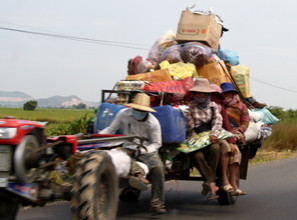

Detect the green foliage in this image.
[261,120,297,151]
[73,103,87,109]
[46,114,90,136]
[267,106,297,120]
[261,106,297,151]
[0,107,95,136]
[0,108,93,123]
[23,100,38,111]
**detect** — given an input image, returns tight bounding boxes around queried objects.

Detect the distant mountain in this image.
[0,91,32,99]
[0,91,99,108]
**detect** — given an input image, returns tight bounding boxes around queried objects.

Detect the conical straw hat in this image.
[125,93,156,112]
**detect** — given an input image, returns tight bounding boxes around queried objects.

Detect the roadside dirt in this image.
[249,150,297,164]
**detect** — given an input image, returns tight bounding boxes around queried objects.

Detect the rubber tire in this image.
[119,187,141,202]
[0,196,19,220]
[71,150,118,220]
[216,170,239,205]
[14,135,39,183]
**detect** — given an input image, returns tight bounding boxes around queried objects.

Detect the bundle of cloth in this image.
[244,110,273,144]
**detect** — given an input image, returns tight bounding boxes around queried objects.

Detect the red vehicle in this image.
[0,116,79,219]
[0,116,139,220]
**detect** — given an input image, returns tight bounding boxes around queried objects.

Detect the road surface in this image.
[17,157,297,220]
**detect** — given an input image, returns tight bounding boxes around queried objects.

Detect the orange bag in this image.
[126,69,172,83]
[196,60,231,86]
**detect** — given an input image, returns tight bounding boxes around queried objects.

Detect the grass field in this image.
[0,107,94,123]
[0,107,95,136]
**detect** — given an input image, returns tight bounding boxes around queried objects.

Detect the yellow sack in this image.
[196,60,231,86]
[231,65,251,98]
[159,60,197,80]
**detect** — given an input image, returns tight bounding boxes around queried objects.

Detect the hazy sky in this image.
[1,0,296,109]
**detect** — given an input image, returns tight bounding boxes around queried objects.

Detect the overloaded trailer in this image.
[0,90,261,220]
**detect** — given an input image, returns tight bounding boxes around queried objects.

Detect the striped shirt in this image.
[186,101,223,138]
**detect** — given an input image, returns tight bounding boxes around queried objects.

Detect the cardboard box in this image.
[176,10,222,51]
[126,69,172,83]
[196,60,231,85]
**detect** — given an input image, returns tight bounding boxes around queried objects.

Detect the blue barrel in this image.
[95,102,125,133]
[95,103,186,143]
[152,105,186,143]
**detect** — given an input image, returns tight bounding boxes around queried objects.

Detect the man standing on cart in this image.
[99,92,166,215]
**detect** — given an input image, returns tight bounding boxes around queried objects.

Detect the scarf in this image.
[194,94,211,109]
[223,95,239,107]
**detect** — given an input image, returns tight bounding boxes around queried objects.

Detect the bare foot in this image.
[209,182,219,195]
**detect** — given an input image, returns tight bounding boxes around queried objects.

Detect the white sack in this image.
[105,148,149,178]
[244,121,263,143]
[105,148,131,178]
[248,109,262,123]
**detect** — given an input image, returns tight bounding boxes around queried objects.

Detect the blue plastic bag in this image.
[218,50,240,66]
[251,108,279,125]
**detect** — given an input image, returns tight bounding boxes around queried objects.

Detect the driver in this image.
[99,93,166,215]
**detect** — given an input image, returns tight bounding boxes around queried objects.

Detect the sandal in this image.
[207,194,219,201]
[231,188,247,196]
[201,182,210,195]
[128,176,149,191]
[221,184,234,193]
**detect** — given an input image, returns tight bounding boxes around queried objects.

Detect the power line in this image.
[250,76,297,93]
[0,26,150,51]
[2,25,297,95]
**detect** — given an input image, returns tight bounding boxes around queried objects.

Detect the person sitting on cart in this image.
[220,82,249,196]
[99,92,166,215]
[185,78,222,201]
[210,83,246,196]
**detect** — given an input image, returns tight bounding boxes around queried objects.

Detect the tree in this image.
[73,103,87,109]
[23,100,38,111]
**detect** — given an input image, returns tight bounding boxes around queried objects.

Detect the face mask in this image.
[223,95,238,106]
[224,97,233,103]
[193,94,211,108]
[132,109,148,121]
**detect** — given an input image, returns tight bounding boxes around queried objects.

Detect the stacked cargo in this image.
[96,5,277,145]
[124,7,233,106]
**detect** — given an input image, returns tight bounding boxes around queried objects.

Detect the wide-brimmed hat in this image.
[189,78,216,93]
[220,82,238,94]
[125,93,156,112]
[210,84,223,99]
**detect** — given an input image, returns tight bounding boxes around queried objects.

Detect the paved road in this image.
[17,157,297,220]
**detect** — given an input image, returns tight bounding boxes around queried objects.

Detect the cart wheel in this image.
[119,187,141,202]
[0,197,19,220]
[71,150,118,220]
[14,135,39,183]
[216,170,239,205]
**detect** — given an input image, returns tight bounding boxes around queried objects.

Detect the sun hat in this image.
[189,78,216,93]
[220,82,238,94]
[210,84,223,99]
[125,93,156,112]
